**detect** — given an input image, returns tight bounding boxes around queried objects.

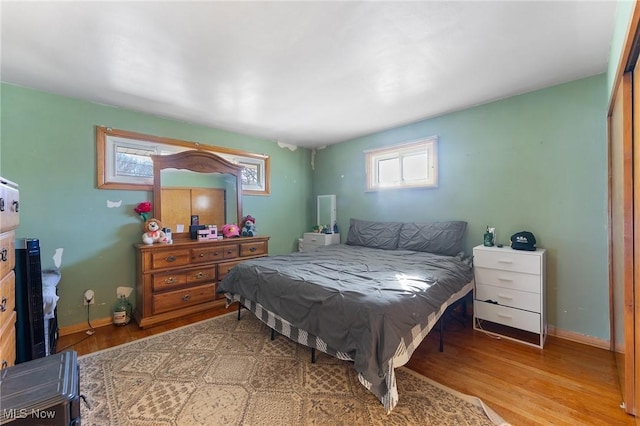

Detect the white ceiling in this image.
[0,1,617,149]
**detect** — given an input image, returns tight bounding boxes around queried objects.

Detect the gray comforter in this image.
[217,244,473,404]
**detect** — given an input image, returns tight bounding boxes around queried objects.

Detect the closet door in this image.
[610,72,634,416]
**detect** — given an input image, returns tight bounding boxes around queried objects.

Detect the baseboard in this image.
[59,316,113,336]
[61,316,613,352]
[547,325,610,350]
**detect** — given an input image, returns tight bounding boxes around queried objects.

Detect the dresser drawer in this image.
[474,248,541,274]
[0,231,15,279]
[303,232,339,246]
[222,244,239,259]
[0,178,19,234]
[240,241,267,257]
[152,283,216,315]
[474,300,541,333]
[0,271,16,328]
[218,260,243,280]
[191,246,225,263]
[475,283,540,312]
[151,249,191,270]
[474,267,541,293]
[0,313,16,369]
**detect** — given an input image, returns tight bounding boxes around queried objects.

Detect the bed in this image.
[217,219,474,413]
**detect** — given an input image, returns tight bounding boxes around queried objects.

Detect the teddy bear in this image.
[221,224,240,238]
[142,218,170,245]
[241,215,256,237]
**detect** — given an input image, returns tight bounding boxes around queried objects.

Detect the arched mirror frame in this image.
[152,150,243,240]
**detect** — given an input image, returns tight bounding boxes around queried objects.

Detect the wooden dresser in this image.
[0,177,19,369]
[134,236,269,328]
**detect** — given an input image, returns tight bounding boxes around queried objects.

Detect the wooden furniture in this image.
[301,232,340,252]
[135,148,269,328]
[473,245,547,348]
[0,177,19,368]
[134,236,268,328]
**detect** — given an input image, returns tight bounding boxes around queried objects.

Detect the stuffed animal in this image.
[142,218,169,245]
[241,215,256,237]
[221,224,240,238]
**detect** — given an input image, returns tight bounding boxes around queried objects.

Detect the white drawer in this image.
[303,232,340,246]
[475,283,540,312]
[474,300,541,333]
[474,267,541,293]
[473,247,541,274]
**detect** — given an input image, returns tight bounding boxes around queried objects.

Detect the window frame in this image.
[364,136,438,191]
[96,126,270,195]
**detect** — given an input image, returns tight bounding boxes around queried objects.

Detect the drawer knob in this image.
[0,248,7,262]
[1,360,7,370]
[165,277,177,284]
[199,253,205,258]
[165,255,177,262]
[182,294,191,301]
[0,297,6,312]
[249,247,257,252]
[195,272,207,279]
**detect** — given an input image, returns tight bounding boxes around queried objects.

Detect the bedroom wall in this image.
[0,83,313,328]
[313,74,609,341]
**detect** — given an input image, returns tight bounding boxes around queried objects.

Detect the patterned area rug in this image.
[79,311,509,425]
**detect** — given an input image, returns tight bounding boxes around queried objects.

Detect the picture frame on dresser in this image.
[472,244,547,348]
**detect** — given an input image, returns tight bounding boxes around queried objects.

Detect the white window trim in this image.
[364,136,438,191]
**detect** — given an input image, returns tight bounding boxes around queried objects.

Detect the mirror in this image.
[317,194,336,229]
[152,150,243,240]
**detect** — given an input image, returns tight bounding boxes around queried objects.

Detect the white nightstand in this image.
[472,245,547,348]
[301,232,340,252]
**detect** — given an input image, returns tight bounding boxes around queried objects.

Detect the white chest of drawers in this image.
[301,232,340,252]
[473,245,547,348]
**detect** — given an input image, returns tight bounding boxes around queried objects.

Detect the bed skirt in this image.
[223,279,473,413]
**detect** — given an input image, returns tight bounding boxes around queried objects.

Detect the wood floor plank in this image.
[56,306,637,425]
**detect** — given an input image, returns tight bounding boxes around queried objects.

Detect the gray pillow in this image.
[398,221,467,256]
[346,218,403,250]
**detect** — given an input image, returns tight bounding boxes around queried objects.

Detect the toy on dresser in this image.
[221,224,240,238]
[241,215,257,237]
[142,218,170,245]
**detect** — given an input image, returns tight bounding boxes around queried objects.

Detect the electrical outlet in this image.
[84,289,95,305]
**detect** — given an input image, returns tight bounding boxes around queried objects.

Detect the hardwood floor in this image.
[57,305,637,426]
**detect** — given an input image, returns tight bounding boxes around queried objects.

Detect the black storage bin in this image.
[0,351,80,425]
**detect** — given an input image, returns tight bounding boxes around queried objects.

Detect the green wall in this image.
[314,75,609,340]
[0,83,313,327]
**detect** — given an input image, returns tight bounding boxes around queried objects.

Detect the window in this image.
[97,126,270,195]
[365,137,438,191]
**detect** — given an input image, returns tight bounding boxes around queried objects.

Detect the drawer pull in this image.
[215,251,221,256]
[497,277,513,282]
[0,248,7,262]
[249,247,257,252]
[164,277,177,284]
[1,360,7,370]
[497,294,513,300]
[226,250,234,254]
[182,294,191,301]
[165,255,177,262]
[199,253,206,258]
[195,272,207,279]
[0,198,4,211]
[0,297,6,312]
[12,200,19,212]
[497,259,513,264]
[497,313,513,319]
